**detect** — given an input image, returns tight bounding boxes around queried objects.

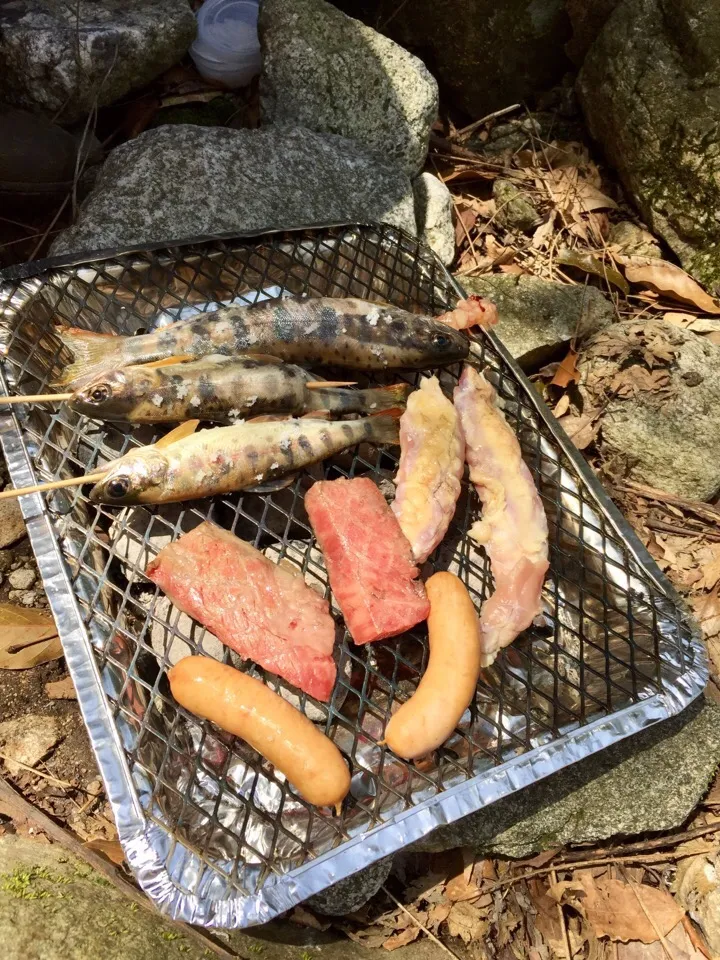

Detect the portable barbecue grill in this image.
[0,223,707,927]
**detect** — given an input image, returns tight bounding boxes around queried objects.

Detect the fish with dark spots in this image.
[69,354,410,424]
[52,296,483,388]
[89,413,401,505]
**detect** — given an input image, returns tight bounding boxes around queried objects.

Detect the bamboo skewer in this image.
[0,472,106,501]
[0,392,73,404]
[0,385,356,405]
[305,381,357,389]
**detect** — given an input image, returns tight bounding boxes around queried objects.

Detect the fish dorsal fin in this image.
[155,419,200,449]
[301,409,331,420]
[143,354,195,369]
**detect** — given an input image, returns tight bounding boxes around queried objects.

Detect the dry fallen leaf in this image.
[288,906,331,931]
[551,349,581,388]
[560,413,600,450]
[44,676,77,700]
[557,249,629,294]
[544,167,618,219]
[382,926,421,951]
[620,257,720,314]
[617,920,709,960]
[84,838,126,866]
[0,604,62,670]
[578,872,684,943]
[446,900,489,942]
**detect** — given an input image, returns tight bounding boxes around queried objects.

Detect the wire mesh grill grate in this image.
[0,223,702,913]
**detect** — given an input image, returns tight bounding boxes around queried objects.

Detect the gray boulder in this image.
[461,274,613,368]
[333,0,571,119]
[0,0,196,125]
[259,0,437,178]
[413,173,455,265]
[578,0,720,289]
[579,316,720,500]
[50,125,416,257]
[412,698,720,857]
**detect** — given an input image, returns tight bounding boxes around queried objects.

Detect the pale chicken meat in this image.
[392,376,465,563]
[454,366,549,666]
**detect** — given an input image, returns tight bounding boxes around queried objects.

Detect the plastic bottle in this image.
[190,0,261,89]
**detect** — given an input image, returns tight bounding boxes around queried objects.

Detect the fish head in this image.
[89,448,169,504]
[381,309,468,366]
[421,319,469,365]
[71,369,138,420]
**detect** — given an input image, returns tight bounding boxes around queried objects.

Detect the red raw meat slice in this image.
[305,477,429,644]
[145,521,336,701]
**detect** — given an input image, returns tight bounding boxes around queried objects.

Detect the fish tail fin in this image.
[52,327,131,388]
[367,408,402,446]
[358,382,412,412]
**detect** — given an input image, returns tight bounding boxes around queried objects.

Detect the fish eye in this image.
[87,383,111,404]
[432,331,452,348]
[106,477,130,499]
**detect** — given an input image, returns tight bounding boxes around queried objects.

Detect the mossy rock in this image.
[578,0,720,289]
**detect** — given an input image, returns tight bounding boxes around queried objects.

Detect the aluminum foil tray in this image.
[0,223,707,928]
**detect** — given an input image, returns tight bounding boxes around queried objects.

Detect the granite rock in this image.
[579,317,720,500]
[307,855,394,916]
[0,714,60,776]
[0,834,447,959]
[0,499,26,549]
[578,0,720,289]
[413,173,454,265]
[50,125,416,257]
[333,0,571,119]
[259,0,437,178]
[461,274,613,368]
[412,698,720,856]
[0,0,196,125]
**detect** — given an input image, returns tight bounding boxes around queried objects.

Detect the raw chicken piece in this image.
[438,296,498,331]
[305,478,430,644]
[454,366,549,666]
[145,522,337,700]
[392,376,465,563]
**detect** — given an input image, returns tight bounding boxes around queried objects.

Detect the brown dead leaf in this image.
[532,215,556,250]
[288,907,331,931]
[551,349,580,389]
[620,257,720,314]
[692,589,720,642]
[383,926,421,951]
[44,677,76,700]
[0,604,62,670]
[557,249,629,294]
[446,900,490,942]
[529,879,567,950]
[618,920,709,960]
[553,393,571,418]
[445,849,480,902]
[454,206,478,247]
[84,839,125,865]
[544,167,618,219]
[701,546,720,591]
[578,873,684,943]
[427,902,452,930]
[563,414,600,450]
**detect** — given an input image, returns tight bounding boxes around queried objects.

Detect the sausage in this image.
[383,572,482,760]
[168,657,351,808]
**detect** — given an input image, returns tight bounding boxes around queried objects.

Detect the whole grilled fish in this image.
[53,297,469,388]
[89,414,400,505]
[70,355,410,423]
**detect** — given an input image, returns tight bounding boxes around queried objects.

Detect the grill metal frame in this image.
[0,223,707,927]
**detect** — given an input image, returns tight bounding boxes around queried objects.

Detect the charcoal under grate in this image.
[0,223,706,927]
